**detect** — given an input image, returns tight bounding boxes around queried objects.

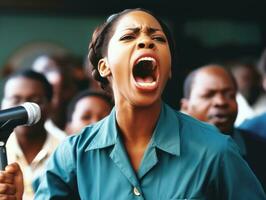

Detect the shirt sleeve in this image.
[34,137,80,200]
[215,137,266,200]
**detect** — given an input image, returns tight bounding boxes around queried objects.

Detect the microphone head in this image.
[21,102,41,125]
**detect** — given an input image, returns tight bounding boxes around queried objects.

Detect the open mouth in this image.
[209,114,230,123]
[133,57,158,89]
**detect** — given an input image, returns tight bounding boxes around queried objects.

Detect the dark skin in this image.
[181,65,238,134]
[65,96,112,135]
[14,126,47,164]
[0,10,172,198]
[0,76,51,199]
[98,11,171,171]
[0,163,23,200]
[2,77,50,164]
[33,57,77,130]
[118,103,161,171]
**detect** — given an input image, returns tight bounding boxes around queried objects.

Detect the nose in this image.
[213,93,228,107]
[137,37,155,49]
[213,94,229,108]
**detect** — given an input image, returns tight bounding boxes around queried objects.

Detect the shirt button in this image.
[133,187,141,196]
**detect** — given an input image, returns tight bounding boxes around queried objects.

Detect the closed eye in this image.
[224,91,236,100]
[201,91,215,99]
[81,114,92,120]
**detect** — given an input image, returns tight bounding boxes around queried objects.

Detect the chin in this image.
[215,125,231,134]
[132,95,161,108]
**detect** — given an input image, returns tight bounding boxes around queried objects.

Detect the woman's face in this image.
[100,11,172,107]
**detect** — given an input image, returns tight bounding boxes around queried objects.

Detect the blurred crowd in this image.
[0,53,113,199]
[1,45,266,199]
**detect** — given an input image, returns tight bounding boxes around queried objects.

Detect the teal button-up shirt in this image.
[34,103,266,200]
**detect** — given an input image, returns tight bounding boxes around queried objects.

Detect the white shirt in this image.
[6,132,62,200]
[252,93,266,116]
[235,93,255,126]
[44,119,67,140]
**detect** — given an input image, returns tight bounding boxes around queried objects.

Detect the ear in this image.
[98,58,111,78]
[180,98,189,112]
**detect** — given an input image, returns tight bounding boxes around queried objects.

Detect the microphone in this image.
[0,102,41,170]
[0,102,41,132]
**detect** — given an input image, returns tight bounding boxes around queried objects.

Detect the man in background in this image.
[1,69,62,199]
[180,64,266,190]
[32,54,77,139]
[238,48,266,139]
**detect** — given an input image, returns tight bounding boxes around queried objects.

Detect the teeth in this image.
[137,82,156,87]
[137,57,156,70]
[138,57,155,62]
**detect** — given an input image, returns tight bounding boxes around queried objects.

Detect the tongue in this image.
[135,76,154,83]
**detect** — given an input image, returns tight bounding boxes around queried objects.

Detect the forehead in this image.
[192,68,236,92]
[4,77,46,96]
[114,11,163,32]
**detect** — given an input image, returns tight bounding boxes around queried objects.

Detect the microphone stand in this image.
[0,128,13,171]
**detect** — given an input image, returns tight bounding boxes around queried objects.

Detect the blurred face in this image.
[33,57,63,108]
[232,65,260,100]
[33,58,76,121]
[99,11,172,107]
[1,77,50,134]
[262,76,266,91]
[45,70,64,109]
[182,67,238,133]
[66,96,112,135]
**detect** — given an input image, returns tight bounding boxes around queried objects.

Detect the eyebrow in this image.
[123,26,162,34]
[203,87,236,93]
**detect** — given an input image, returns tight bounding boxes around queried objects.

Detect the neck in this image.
[116,99,161,145]
[15,126,47,164]
[222,127,235,136]
[115,99,162,172]
[52,115,66,130]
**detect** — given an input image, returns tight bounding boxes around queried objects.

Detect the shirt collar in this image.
[34,133,59,163]
[150,103,180,156]
[7,131,59,165]
[7,132,24,158]
[86,103,180,156]
[86,108,118,151]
